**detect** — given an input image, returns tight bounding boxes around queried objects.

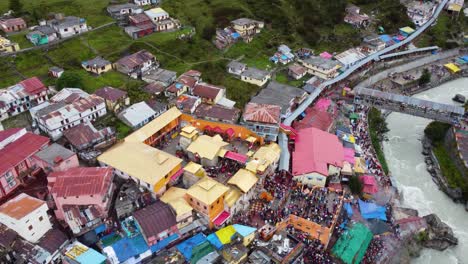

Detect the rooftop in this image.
[231,18,262,26]
[116,50,155,70]
[251,81,306,115]
[194,103,240,123]
[97,142,182,186]
[293,127,344,176]
[241,67,270,80]
[227,169,258,193]
[94,86,127,102]
[243,102,281,124]
[133,201,177,238]
[118,102,156,127]
[187,134,229,160]
[187,177,229,205]
[302,56,341,70]
[192,83,224,100]
[0,193,45,220]
[63,122,113,148]
[48,167,113,198]
[34,143,75,166]
[142,82,166,94]
[82,57,111,68]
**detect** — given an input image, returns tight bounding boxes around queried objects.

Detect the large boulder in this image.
[422,214,458,251]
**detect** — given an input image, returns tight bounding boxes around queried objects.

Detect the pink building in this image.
[48,167,114,235]
[0,128,50,200]
[34,143,79,173]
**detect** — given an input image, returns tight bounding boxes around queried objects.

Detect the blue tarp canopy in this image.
[231,32,240,39]
[151,233,179,253]
[206,233,223,250]
[176,233,207,261]
[460,56,468,63]
[379,35,392,43]
[344,202,353,217]
[111,235,149,263]
[233,224,256,237]
[94,223,107,234]
[358,199,387,221]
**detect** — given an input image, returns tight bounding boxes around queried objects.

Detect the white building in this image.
[30,88,106,140]
[118,101,157,129]
[134,0,152,6]
[0,193,52,243]
[406,1,437,27]
[47,15,88,38]
[0,77,48,121]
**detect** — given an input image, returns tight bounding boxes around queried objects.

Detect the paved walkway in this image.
[278,0,450,171]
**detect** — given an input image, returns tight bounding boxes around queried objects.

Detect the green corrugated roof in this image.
[332,223,373,264]
[190,241,214,264]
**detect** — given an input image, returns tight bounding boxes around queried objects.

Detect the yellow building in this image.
[98,142,182,195]
[0,37,19,53]
[227,169,258,215]
[185,177,229,228]
[186,134,228,167]
[231,18,264,42]
[98,107,184,196]
[82,57,112,75]
[246,143,281,176]
[179,125,199,149]
[160,187,193,229]
[183,162,206,187]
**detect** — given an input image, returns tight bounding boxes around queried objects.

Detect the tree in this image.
[349,176,363,195]
[56,72,83,90]
[9,0,23,15]
[424,121,450,143]
[418,68,431,86]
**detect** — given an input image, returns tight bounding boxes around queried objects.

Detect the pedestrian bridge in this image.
[354,87,466,124]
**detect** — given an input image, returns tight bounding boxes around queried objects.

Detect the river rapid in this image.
[383,78,468,264]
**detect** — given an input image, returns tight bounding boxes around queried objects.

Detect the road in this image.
[278,0,450,171]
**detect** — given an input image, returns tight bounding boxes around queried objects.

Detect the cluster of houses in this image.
[215,18,264,50]
[107,4,179,39]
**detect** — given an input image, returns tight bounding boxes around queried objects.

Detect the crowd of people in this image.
[302,237,336,264]
[352,105,392,187]
[289,187,342,228]
[362,237,385,264]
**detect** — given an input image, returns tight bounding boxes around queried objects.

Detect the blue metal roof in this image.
[233,224,256,237]
[150,233,179,253]
[111,235,149,263]
[75,247,107,264]
[176,233,207,261]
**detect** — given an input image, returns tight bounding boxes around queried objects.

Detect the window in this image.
[64,28,68,32]
[5,171,17,188]
[28,225,33,230]
[204,206,207,210]
[39,216,43,222]
[190,198,193,201]
[197,202,200,206]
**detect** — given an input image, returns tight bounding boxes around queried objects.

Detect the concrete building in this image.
[0,128,49,200]
[144,8,177,32]
[47,15,88,38]
[300,56,341,80]
[160,187,194,229]
[34,143,79,173]
[48,167,114,235]
[30,88,106,140]
[94,86,130,112]
[0,77,48,121]
[192,83,225,104]
[186,134,229,167]
[114,50,158,79]
[245,143,281,176]
[118,101,157,129]
[241,103,281,141]
[0,193,52,243]
[0,18,26,33]
[186,177,230,228]
[0,36,20,53]
[226,169,258,215]
[251,81,307,117]
[240,67,271,87]
[231,18,264,42]
[98,107,184,196]
[81,57,113,75]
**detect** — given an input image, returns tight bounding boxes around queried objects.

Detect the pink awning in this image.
[170,168,184,183]
[213,127,223,134]
[224,151,248,164]
[213,211,231,226]
[344,148,355,164]
[280,123,298,135]
[204,125,213,131]
[313,98,331,111]
[360,175,378,194]
[320,52,333,59]
[225,128,235,137]
[360,175,376,185]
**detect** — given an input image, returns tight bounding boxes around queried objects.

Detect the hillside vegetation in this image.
[0,0,415,107]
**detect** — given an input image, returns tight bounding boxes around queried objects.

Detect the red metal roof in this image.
[292,127,344,176]
[0,128,22,142]
[192,83,223,100]
[133,201,177,239]
[19,77,46,95]
[0,132,49,176]
[0,18,26,28]
[143,82,165,94]
[116,50,155,69]
[94,86,127,102]
[243,103,281,124]
[48,167,113,198]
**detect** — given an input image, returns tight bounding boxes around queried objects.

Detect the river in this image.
[383,78,468,264]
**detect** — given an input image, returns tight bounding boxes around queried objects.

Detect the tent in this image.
[349,113,359,120]
[341,162,353,176]
[444,63,461,74]
[332,223,373,264]
[360,175,378,194]
[320,51,333,59]
[344,202,353,217]
[358,199,387,221]
[344,148,355,164]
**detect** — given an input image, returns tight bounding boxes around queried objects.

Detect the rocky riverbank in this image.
[421,136,464,202]
[394,207,458,264]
